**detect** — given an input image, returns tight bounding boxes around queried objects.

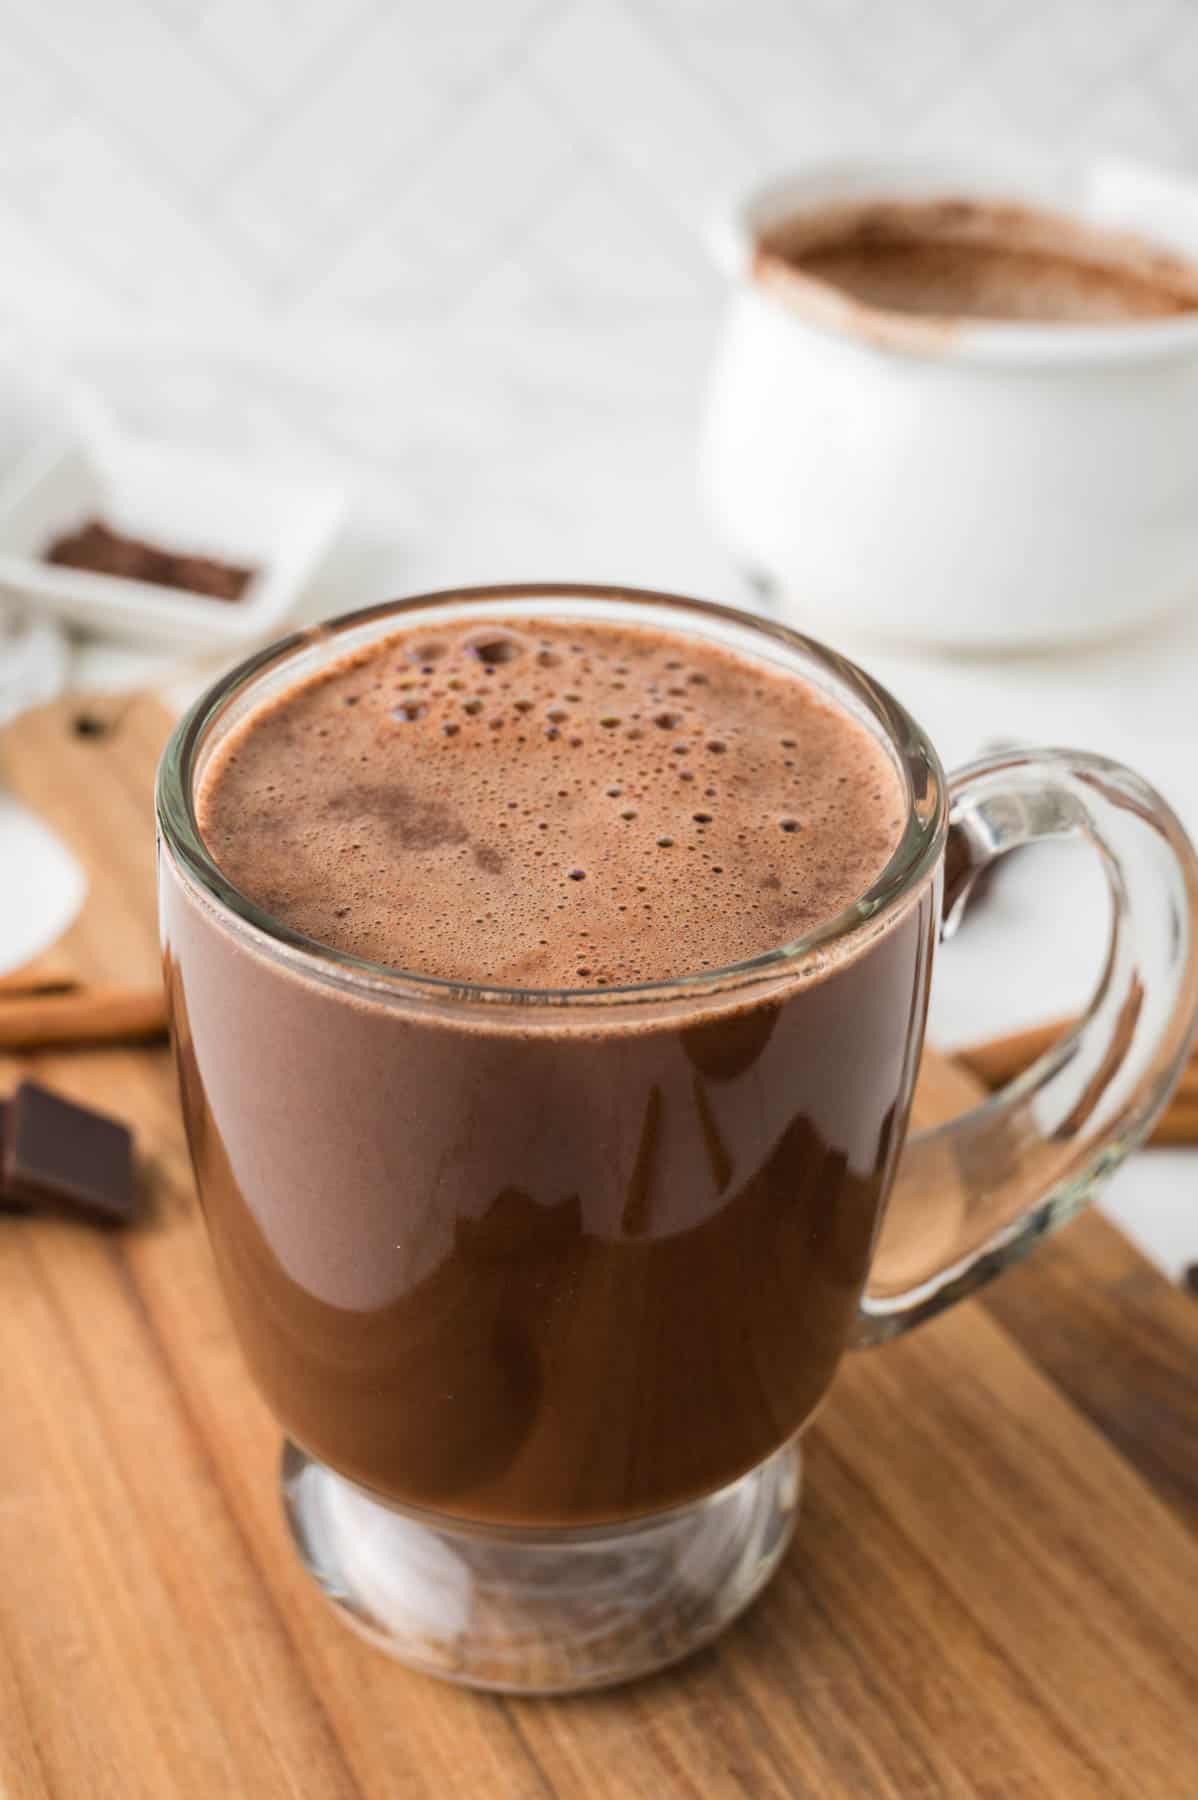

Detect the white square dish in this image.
[0,437,345,651]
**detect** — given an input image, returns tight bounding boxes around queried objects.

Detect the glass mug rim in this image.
[156,582,947,1011]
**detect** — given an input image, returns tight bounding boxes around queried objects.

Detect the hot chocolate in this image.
[758,196,1198,324]
[163,610,936,1526]
[197,618,902,985]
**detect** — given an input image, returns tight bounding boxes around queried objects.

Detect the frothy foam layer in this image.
[197,617,905,987]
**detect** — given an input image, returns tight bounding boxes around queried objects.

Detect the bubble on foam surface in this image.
[197,617,905,988]
[465,632,523,665]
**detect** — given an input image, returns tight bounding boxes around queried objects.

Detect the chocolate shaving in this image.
[45,518,254,602]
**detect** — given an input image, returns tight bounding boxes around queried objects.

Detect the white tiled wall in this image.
[4,0,1198,334]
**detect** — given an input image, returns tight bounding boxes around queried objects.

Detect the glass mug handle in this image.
[857,749,1198,1346]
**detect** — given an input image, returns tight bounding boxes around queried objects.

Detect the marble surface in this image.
[8,315,1198,1283]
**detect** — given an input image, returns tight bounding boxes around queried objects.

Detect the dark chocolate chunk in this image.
[0,1102,33,1212]
[2,1082,136,1224]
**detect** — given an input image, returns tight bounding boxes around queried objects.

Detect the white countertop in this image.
[9,317,1198,1281]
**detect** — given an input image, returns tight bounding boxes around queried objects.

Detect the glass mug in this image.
[156,585,1198,1694]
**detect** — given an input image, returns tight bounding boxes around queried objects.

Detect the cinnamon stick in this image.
[955,1017,1198,1146]
[957,1020,1062,1086]
[0,986,167,1050]
[0,952,77,997]
[1149,1100,1198,1146]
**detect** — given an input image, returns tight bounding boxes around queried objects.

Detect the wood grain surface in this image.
[1,694,1196,1799]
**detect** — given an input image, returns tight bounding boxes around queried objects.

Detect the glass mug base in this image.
[280,1438,802,1694]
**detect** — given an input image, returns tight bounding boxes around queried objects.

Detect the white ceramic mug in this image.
[700,155,1198,650]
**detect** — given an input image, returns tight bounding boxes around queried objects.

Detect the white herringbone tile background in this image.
[3,0,1198,335]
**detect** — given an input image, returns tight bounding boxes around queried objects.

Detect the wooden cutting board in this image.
[2,694,1197,1800]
